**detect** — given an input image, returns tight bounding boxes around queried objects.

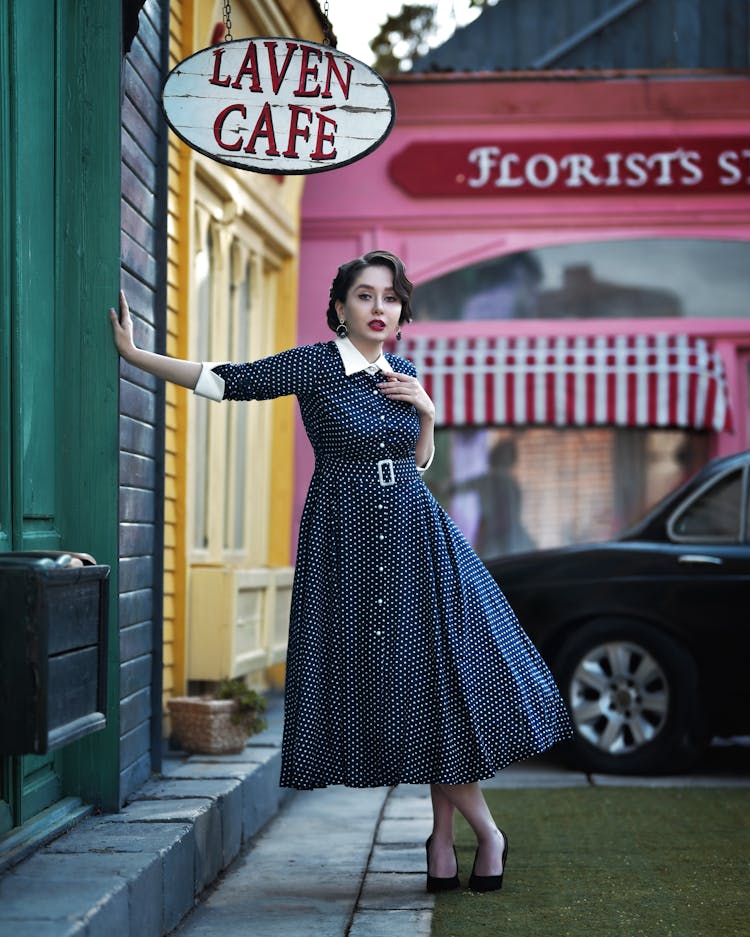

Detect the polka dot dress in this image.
[213,342,572,790]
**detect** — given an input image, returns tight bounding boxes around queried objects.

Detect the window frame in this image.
[667,463,748,545]
[188,177,280,567]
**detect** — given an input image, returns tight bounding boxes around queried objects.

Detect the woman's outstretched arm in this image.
[109,290,202,389]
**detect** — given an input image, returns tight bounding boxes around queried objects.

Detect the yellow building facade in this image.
[165,0,326,711]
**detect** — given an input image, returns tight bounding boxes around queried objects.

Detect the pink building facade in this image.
[294,74,750,558]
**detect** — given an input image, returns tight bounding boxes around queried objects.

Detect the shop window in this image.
[413,239,750,322]
[192,222,212,552]
[669,469,743,542]
[425,426,710,558]
[224,246,251,552]
[189,192,278,566]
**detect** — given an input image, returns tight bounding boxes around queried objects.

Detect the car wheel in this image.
[553,619,708,774]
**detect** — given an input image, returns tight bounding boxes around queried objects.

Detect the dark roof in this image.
[412,0,750,73]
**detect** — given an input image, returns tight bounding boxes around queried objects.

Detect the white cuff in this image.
[193,362,226,401]
[416,446,435,475]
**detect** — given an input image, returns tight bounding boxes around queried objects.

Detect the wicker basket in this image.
[167,696,249,754]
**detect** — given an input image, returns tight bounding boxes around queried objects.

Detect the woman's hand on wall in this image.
[109,290,138,361]
[108,290,203,389]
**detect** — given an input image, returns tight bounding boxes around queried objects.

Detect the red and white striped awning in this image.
[403,334,732,432]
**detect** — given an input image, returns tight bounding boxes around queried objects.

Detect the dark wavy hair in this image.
[325,250,414,332]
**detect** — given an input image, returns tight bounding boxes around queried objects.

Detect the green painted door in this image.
[0,0,9,841]
[0,0,121,847]
[0,0,62,836]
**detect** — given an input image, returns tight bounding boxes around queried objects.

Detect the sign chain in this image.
[223,1,233,42]
[221,0,331,47]
[322,0,334,46]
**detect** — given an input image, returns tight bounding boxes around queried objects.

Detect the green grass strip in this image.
[432,787,750,937]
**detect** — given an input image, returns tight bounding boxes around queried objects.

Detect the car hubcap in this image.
[569,640,669,756]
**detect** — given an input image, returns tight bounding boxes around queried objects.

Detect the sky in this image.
[323,0,484,66]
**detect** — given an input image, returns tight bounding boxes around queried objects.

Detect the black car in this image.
[486,450,750,774]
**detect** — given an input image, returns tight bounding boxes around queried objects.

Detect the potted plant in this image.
[167,678,267,755]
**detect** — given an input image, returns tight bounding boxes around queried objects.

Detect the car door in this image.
[663,462,750,733]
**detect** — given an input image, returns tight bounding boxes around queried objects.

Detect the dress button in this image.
[380,416,385,421]
[379,442,385,448]
[373,390,378,396]
[377,598,383,605]
[378,565,384,572]
[375,630,383,637]
[379,534,384,540]
[377,503,383,509]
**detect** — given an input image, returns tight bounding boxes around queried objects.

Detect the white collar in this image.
[335,336,393,376]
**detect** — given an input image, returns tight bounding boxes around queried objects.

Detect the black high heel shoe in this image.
[425,835,460,893]
[469,829,509,893]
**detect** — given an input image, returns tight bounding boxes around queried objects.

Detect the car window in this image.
[670,469,742,541]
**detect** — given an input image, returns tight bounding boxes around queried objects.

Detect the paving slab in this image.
[349,908,432,937]
[388,783,431,802]
[376,817,431,844]
[368,843,425,873]
[0,871,130,934]
[357,871,433,911]
[14,850,163,937]
[162,761,261,780]
[102,797,216,823]
[591,772,750,787]
[382,792,434,820]
[0,921,87,937]
[135,777,242,801]
[11,847,162,881]
[129,780,244,869]
[98,798,223,891]
[183,751,267,763]
[39,817,196,932]
[42,817,195,856]
[245,720,284,749]
[481,770,590,788]
[482,758,589,788]
[242,757,289,840]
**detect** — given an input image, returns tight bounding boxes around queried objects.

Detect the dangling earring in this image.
[395,328,402,341]
[336,320,348,338]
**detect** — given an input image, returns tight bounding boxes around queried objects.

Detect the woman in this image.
[110,249,572,893]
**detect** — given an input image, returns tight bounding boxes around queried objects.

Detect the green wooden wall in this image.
[0,0,122,851]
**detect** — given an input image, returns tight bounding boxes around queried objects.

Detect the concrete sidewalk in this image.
[171,784,436,937]
[1,693,747,937]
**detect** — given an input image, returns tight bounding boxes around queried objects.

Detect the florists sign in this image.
[389,137,750,196]
[162,38,395,174]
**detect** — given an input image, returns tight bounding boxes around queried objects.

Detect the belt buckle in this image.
[377,458,395,487]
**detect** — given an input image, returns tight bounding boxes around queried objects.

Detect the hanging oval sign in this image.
[162,38,396,174]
